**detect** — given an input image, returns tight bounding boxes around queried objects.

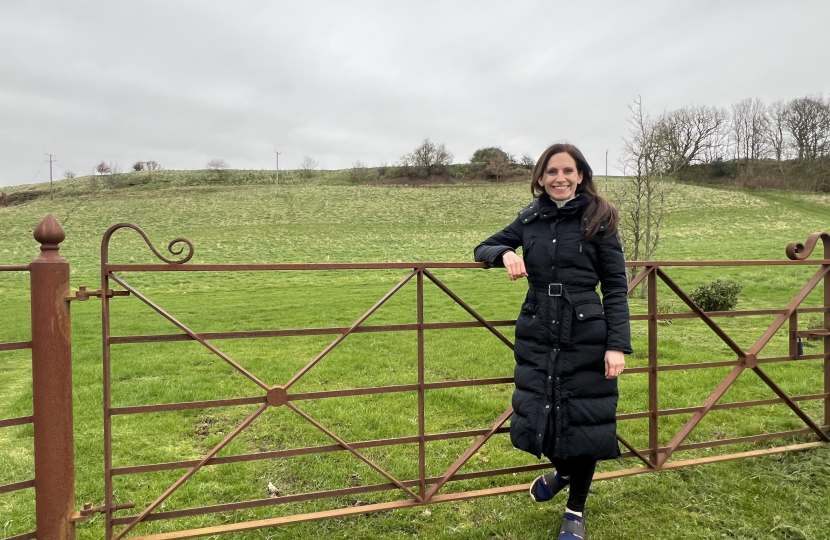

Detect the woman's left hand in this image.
[605,350,625,379]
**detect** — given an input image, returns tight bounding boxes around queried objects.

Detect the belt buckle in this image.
[548,283,563,296]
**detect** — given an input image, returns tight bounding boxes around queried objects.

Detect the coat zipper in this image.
[579,242,582,252]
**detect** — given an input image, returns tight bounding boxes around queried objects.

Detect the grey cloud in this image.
[2,0,829,186]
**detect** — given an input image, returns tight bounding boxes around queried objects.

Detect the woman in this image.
[474,143,631,540]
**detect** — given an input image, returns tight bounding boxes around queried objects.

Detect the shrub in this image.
[132,161,145,172]
[689,279,742,311]
[707,158,736,178]
[0,191,21,207]
[299,156,317,179]
[469,147,516,180]
[206,159,229,171]
[349,160,369,182]
[377,162,388,178]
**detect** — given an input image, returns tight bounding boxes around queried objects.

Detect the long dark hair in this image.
[530,143,619,240]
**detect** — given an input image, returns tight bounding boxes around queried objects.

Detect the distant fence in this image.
[0,216,828,540]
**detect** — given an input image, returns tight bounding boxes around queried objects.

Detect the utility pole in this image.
[275,151,280,197]
[45,152,56,201]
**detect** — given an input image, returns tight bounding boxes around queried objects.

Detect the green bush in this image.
[689,279,742,311]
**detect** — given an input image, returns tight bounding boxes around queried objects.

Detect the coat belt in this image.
[527,283,596,345]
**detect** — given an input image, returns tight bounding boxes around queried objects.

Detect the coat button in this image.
[551,320,556,324]
[545,405,550,409]
[552,239,557,243]
[538,434,543,438]
[548,376,552,380]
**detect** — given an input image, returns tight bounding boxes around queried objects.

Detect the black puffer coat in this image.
[475,193,632,461]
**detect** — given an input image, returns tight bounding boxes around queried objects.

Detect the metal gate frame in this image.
[94,224,830,540]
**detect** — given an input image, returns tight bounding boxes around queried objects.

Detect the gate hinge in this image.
[66,286,130,302]
[71,501,136,522]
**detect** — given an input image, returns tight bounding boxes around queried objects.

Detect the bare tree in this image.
[617,97,669,296]
[95,161,111,175]
[765,100,789,170]
[783,95,830,162]
[486,153,514,182]
[206,158,229,170]
[520,153,536,170]
[144,160,162,172]
[62,170,76,179]
[399,139,453,177]
[731,98,769,175]
[104,162,121,189]
[656,104,729,172]
[299,156,318,178]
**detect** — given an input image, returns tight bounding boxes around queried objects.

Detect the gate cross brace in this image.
[655,263,830,467]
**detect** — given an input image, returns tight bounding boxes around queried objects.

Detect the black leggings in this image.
[542,398,597,512]
[551,457,596,513]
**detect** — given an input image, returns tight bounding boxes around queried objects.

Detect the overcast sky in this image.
[2,0,829,187]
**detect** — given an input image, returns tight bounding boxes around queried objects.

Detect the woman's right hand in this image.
[502,251,528,281]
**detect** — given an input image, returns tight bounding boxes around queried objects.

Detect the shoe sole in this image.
[528,476,548,503]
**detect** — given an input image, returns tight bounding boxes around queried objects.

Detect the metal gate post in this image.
[30,215,76,540]
[825,242,830,429]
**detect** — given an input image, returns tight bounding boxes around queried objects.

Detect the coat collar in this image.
[537,192,591,220]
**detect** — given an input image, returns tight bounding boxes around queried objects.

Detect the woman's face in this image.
[539,151,583,200]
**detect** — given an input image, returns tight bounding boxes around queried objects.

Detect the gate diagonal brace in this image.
[112,403,269,540]
[422,406,514,501]
[751,365,830,442]
[66,286,130,302]
[109,273,270,391]
[285,401,421,502]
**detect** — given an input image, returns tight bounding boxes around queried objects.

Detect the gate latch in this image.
[72,501,136,522]
[66,286,130,302]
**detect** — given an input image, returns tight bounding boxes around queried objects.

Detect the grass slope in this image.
[1,175,829,540]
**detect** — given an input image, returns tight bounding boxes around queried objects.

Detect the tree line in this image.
[620,94,830,181]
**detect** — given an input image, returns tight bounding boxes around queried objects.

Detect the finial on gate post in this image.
[33,213,66,255]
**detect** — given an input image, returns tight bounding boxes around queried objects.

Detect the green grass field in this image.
[1,173,829,540]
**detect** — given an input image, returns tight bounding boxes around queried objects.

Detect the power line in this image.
[27,162,47,184]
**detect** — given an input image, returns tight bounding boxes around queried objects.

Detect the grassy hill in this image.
[1,175,829,539]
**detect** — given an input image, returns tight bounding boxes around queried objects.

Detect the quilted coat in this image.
[474,192,632,461]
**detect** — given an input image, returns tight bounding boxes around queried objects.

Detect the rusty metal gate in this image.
[1,215,829,540]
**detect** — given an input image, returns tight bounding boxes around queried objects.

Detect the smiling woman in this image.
[474,142,630,540]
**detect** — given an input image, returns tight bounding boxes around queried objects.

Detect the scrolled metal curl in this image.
[101,223,194,265]
[785,232,830,261]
